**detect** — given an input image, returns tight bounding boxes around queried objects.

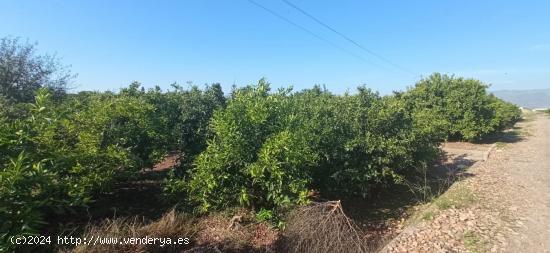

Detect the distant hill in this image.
[491,89,550,109]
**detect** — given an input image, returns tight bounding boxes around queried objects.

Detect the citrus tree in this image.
[403,73,520,141]
[176,80,444,212]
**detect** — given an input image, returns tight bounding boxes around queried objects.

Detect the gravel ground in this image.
[499,113,550,252]
[381,112,550,253]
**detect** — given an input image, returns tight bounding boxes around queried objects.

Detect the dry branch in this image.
[279,201,372,253]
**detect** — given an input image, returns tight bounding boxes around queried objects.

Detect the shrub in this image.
[0,87,172,250]
[0,90,117,250]
[1,82,226,250]
[66,90,160,170]
[488,94,522,131]
[403,73,520,141]
[185,81,297,211]
[171,83,226,166]
[178,80,442,212]
[0,153,58,252]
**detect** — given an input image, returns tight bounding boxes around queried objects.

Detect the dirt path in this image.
[381,112,550,252]
[499,113,550,252]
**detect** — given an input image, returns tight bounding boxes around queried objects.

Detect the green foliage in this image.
[255,208,274,222]
[0,89,123,248]
[172,83,226,165]
[181,80,443,212]
[488,94,522,131]
[68,90,159,169]
[1,70,522,250]
[0,89,74,250]
[0,37,73,104]
[0,153,56,252]
[0,83,225,250]
[403,73,521,141]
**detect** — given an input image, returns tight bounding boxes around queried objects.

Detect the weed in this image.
[495,142,507,149]
[521,110,537,122]
[434,187,475,210]
[256,208,274,222]
[422,210,435,221]
[463,230,487,253]
[434,197,453,209]
[512,128,532,137]
[402,165,453,204]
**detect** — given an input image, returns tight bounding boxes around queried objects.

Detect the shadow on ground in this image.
[476,128,524,144]
[337,123,529,248]
[342,152,476,219]
[336,150,479,249]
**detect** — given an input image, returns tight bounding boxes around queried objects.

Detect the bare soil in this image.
[381,112,550,252]
[497,113,550,252]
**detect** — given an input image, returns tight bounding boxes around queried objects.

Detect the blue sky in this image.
[1,0,549,94]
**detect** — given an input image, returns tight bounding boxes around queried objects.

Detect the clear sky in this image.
[1,0,549,94]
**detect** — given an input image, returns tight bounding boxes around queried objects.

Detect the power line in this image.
[281,0,417,76]
[247,0,387,69]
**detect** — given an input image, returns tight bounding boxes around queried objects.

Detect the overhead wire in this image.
[247,0,388,70]
[280,0,418,76]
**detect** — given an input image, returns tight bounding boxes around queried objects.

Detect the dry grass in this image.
[521,109,537,122]
[434,186,476,210]
[278,201,375,253]
[64,208,280,253]
[192,208,279,252]
[462,230,487,253]
[495,141,507,149]
[64,209,197,253]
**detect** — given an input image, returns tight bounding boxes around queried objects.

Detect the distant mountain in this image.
[491,89,550,109]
